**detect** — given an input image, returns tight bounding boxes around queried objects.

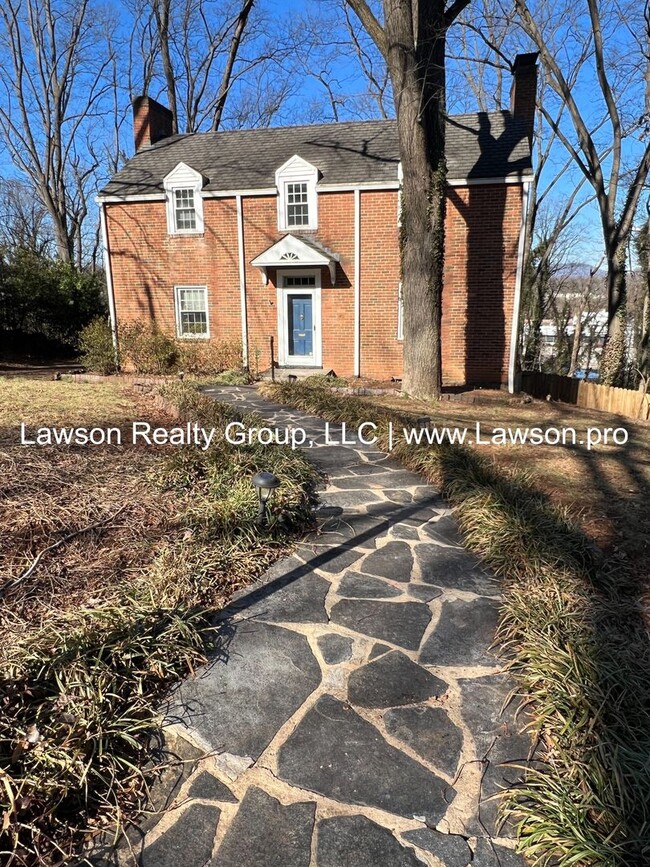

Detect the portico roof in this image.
[251,234,340,284]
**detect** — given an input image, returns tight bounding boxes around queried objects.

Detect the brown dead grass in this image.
[365,391,650,579]
[0,378,182,627]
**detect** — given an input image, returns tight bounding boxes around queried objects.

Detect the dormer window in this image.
[174,188,197,231]
[163,162,204,235]
[286,182,309,227]
[276,155,318,231]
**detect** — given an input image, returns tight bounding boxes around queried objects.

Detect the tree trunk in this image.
[385,0,446,399]
[568,305,583,376]
[154,0,179,134]
[600,242,627,385]
[212,0,255,132]
[640,276,649,383]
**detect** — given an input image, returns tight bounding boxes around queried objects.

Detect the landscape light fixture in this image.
[252,471,281,526]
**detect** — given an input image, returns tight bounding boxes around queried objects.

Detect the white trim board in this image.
[96,174,534,204]
[508,180,532,393]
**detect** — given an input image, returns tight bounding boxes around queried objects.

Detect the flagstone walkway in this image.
[90,385,532,867]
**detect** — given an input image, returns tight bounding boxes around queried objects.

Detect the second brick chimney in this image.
[132,96,174,153]
[510,53,539,144]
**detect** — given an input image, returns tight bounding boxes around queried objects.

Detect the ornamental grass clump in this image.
[0,384,319,865]
[261,381,650,866]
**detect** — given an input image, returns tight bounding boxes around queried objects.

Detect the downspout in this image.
[98,201,119,368]
[236,194,249,367]
[508,179,531,393]
[354,187,361,378]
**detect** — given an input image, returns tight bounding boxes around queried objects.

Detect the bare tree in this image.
[512,0,650,385]
[567,260,606,376]
[295,1,391,121]
[447,2,609,371]
[0,178,54,255]
[344,0,471,399]
[634,214,650,380]
[0,0,114,264]
[140,0,286,133]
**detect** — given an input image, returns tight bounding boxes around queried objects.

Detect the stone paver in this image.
[168,620,321,760]
[317,815,423,867]
[89,385,531,867]
[419,597,501,667]
[277,694,453,824]
[140,803,220,867]
[347,651,447,708]
[330,598,431,649]
[208,788,314,867]
[384,706,463,775]
[401,828,472,865]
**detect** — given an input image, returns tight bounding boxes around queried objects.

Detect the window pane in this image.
[286,182,309,227]
[177,287,208,336]
[174,189,197,230]
[181,311,207,334]
[285,276,315,287]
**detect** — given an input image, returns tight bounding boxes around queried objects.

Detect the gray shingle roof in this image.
[99,113,532,199]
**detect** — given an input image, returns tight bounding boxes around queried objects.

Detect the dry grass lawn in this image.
[0,379,181,627]
[365,392,650,580]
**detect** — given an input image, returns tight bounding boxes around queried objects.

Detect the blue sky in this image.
[0,0,647,266]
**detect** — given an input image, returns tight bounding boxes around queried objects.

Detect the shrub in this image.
[302,373,349,388]
[0,249,107,354]
[119,323,179,374]
[213,369,253,385]
[177,339,243,375]
[78,317,117,375]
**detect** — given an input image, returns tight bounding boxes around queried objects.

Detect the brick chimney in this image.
[132,96,174,152]
[510,53,539,144]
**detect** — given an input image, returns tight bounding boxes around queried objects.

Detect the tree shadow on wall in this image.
[447,113,531,387]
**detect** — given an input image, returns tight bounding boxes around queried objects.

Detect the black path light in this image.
[252,471,281,526]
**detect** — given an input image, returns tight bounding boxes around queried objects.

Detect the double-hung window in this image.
[275,155,318,231]
[174,188,197,231]
[175,286,209,338]
[286,182,310,227]
[163,162,204,235]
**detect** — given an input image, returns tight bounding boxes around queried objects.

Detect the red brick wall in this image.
[105,182,523,386]
[359,190,402,379]
[239,192,356,375]
[444,184,522,385]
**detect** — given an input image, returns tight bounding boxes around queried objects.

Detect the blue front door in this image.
[288,294,313,357]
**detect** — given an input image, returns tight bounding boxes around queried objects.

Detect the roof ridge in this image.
[154,111,516,145]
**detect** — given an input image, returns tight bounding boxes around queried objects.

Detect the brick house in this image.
[98,55,536,389]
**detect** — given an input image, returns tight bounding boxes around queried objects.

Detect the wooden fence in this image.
[520,372,650,422]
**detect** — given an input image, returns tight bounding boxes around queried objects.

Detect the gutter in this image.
[98,202,119,367]
[354,188,361,378]
[508,180,531,393]
[236,194,249,367]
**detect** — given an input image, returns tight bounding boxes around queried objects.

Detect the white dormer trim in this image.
[163,162,204,235]
[251,234,339,285]
[275,155,319,231]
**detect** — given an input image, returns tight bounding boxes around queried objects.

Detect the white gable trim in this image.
[275,155,319,231]
[163,162,205,235]
[163,162,204,187]
[251,234,338,285]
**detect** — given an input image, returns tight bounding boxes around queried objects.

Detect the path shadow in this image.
[434,435,650,859]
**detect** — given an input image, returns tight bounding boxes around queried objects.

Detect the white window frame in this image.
[163,162,204,235]
[397,282,404,341]
[275,155,319,231]
[174,285,210,339]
